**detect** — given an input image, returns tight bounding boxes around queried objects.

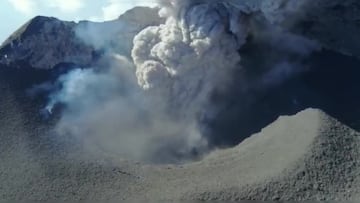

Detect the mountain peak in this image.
[0,15,90,69]
[0,7,163,69]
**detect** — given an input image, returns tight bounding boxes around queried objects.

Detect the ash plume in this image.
[43,0,320,163]
[132,0,249,115]
[43,0,250,163]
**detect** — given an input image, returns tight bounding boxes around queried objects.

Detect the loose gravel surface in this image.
[1,65,360,201]
[1,81,360,201]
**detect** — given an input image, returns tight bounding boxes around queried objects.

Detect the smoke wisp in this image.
[43,0,320,163]
[42,0,251,163]
[132,0,249,116]
[47,55,208,163]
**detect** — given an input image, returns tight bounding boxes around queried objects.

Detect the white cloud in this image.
[102,0,124,21]
[7,0,37,15]
[45,0,85,13]
[98,0,157,21]
[7,0,85,15]
[7,0,156,22]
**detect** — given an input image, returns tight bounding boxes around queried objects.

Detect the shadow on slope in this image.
[1,48,360,161]
[207,49,360,148]
[0,64,76,156]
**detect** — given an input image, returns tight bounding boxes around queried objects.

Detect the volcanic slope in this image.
[1,106,360,201]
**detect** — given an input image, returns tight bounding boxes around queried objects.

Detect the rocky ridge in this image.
[0,7,163,69]
[1,108,360,201]
[1,0,360,201]
[1,1,360,69]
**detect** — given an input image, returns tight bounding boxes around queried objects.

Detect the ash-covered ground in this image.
[1,0,360,201]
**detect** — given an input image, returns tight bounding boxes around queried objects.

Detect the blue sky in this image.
[0,0,157,44]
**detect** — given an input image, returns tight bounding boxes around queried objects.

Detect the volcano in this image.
[1,0,360,201]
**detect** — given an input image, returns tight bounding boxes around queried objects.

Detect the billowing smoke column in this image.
[45,0,251,163]
[132,0,248,117]
[39,0,322,163]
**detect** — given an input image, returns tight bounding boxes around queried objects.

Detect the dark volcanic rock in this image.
[1,1,360,68]
[1,1,360,201]
[0,16,94,69]
[0,7,163,69]
[2,107,360,201]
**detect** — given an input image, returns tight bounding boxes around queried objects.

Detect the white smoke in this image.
[43,0,250,163]
[46,55,208,163]
[132,0,249,117]
[43,0,320,163]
